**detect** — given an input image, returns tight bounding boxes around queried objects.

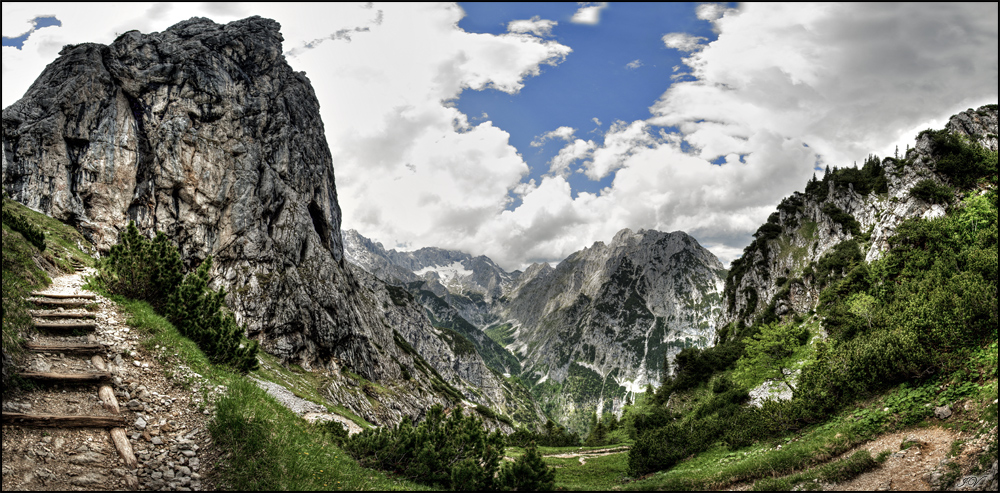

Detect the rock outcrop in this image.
[2,16,539,429]
[496,228,726,433]
[721,105,998,329]
[346,227,727,434]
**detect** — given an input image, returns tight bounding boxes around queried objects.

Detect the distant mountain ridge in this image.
[344,227,728,434]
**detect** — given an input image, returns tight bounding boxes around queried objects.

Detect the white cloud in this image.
[471,3,997,270]
[549,139,596,176]
[584,120,656,180]
[625,59,642,70]
[570,2,607,25]
[530,126,576,147]
[3,3,996,272]
[695,3,735,23]
[661,32,707,52]
[508,16,557,37]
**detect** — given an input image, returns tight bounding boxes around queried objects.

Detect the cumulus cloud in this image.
[625,59,643,70]
[508,16,557,37]
[3,3,996,272]
[696,3,735,23]
[531,126,576,147]
[584,120,656,180]
[570,2,608,25]
[473,3,997,269]
[661,32,707,52]
[549,139,596,176]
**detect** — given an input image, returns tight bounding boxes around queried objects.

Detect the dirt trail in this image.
[546,446,631,466]
[2,269,220,491]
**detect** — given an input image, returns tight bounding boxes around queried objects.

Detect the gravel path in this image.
[250,378,363,435]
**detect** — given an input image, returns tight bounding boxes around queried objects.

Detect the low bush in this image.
[96,222,258,373]
[910,179,954,204]
[497,442,555,492]
[344,405,512,490]
[2,206,45,251]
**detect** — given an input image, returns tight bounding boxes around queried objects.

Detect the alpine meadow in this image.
[2,3,998,492]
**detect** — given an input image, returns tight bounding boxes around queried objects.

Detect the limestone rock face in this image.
[346,227,728,434]
[2,17,537,428]
[3,16,355,369]
[497,228,726,432]
[721,106,999,328]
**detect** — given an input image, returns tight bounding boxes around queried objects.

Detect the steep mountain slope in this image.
[344,229,512,328]
[499,228,726,432]
[346,227,727,434]
[722,106,998,333]
[1,16,539,430]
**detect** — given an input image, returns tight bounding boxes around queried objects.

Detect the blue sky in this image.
[2,3,997,270]
[455,2,723,207]
[2,14,61,48]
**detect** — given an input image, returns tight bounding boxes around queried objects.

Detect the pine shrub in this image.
[98,222,258,373]
[343,404,507,490]
[1,205,45,251]
[165,257,259,373]
[909,179,954,204]
[498,442,556,492]
[96,222,182,312]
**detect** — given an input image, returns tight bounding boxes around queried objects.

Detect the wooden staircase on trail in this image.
[2,289,139,489]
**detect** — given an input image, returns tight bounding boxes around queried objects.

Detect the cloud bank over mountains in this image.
[2,3,997,271]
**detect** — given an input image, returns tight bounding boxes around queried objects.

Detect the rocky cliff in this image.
[346,227,727,434]
[497,228,726,432]
[344,229,513,328]
[2,16,539,430]
[722,105,998,330]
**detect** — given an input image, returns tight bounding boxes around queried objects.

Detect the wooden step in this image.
[29,310,97,319]
[2,412,125,428]
[34,321,97,333]
[30,299,90,309]
[25,342,105,355]
[15,371,112,384]
[30,292,96,300]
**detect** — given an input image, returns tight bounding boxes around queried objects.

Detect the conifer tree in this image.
[499,442,556,491]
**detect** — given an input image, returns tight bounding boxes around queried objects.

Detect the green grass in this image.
[750,450,885,491]
[503,445,632,491]
[210,379,428,492]
[107,291,417,490]
[548,452,630,491]
[107,295,236,387]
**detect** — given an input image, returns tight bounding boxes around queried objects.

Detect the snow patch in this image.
[414,261,473,283]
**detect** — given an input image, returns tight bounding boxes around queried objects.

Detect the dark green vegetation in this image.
[910,178,955,204]
[92,222,259,373]
[342,404,555,491]
[410,285,522,375]
[622,127,999,488]
[919,129,999,189]
[508,418,583,448]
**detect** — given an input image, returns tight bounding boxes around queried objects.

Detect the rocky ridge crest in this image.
[722,105,999,328]
[2,16,537,429]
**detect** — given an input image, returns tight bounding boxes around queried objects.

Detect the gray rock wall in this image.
[1,16,539,427]
[721,106,998,328]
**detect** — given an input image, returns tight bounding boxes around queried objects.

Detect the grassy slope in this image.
[111,286,428,491]
[0,199,422,491]
[2,197,94,391]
